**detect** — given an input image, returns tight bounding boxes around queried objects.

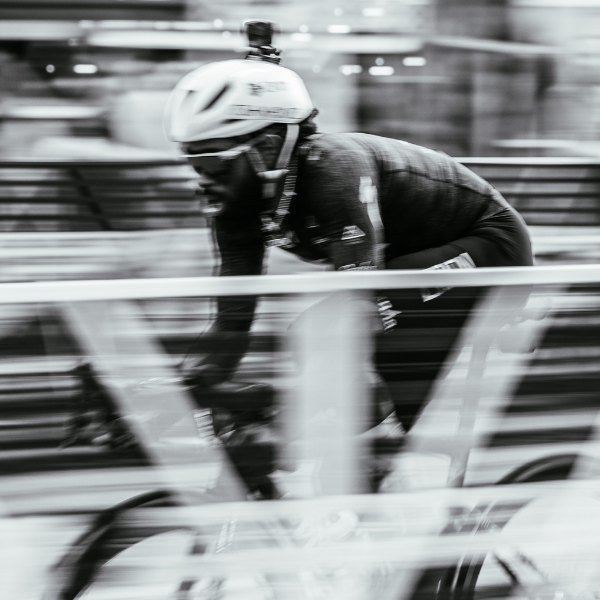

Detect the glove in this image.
[183,362,224,389]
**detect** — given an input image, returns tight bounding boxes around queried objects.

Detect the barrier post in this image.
[60,299,247,502]
[285,291,372,496]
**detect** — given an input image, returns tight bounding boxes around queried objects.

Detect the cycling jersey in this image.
[204,133,533,384]
[289,133,515,268]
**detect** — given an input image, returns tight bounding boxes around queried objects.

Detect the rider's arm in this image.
[192,217,265,385]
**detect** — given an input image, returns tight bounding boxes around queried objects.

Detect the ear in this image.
[259,134,284,169]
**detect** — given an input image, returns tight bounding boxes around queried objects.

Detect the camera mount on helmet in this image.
[243,20,282,64]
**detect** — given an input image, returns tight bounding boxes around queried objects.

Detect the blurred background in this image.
[3,4,600,599]
[1,0,600,160]
[0,0,596,276]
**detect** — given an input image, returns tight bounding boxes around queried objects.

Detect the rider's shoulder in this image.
[299,132,374,164]
[302,132,443,159]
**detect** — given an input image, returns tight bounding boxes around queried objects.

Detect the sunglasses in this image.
[182,143,251,176]
[182,134,269,176]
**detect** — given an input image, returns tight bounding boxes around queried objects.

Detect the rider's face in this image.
[184,138,262,217]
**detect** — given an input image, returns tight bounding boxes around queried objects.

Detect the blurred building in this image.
[0,0,186,20]
[0,1,598,157]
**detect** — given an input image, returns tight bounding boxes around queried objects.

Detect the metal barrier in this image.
[0,157,201,232]
[4,275,600,600]
[0,264,595,302]
[0,156,596,231]
[1,266,600,497]
[461,157,600,226]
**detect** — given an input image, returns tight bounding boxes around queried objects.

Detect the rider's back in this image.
[293,132,512,262]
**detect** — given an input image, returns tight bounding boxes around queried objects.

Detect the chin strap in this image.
[245,124,300,248]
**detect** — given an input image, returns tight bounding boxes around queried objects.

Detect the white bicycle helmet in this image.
[164,21,316,249]
[163,58,314,143]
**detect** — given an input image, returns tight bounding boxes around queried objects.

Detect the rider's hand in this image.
[184,362,276,419]
[184,363,224,388]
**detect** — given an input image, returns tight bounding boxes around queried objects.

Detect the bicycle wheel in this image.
[43,490,197,600]
[434,454,600,600]
[44,489,301,600]
[471,492,600,600]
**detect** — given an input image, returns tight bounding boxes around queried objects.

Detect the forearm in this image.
[199,295,258,383]
[193,218,264,383]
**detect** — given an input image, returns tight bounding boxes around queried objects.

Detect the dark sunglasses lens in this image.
[188,154,229,175]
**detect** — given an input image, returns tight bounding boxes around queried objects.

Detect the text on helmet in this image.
[228,105,305,118]
[247,82,287,95]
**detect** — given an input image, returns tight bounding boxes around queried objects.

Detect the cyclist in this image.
[163,22,533,434]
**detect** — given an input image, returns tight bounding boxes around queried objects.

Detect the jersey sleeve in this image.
[303,141,383,271]
[196,216,265,384]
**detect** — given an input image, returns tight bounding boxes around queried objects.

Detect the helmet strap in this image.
[245,124,300,247]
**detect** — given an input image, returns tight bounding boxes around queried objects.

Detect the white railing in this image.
[0,264,600,303]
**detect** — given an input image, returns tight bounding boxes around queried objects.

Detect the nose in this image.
[196,172,217,189]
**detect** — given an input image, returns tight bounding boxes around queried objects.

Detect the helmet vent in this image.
[180,89,197,113]
[202,84,230,112]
